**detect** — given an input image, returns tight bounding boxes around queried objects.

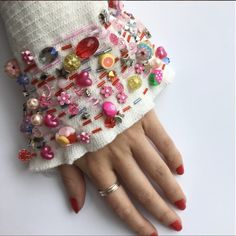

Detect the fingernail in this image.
[176,165,184,175]
[169,220,182,231]
[150,232,158,236]
[175,199,186,210]
[69,198,80,214]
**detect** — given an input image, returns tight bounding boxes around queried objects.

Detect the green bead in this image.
[149,73,159,86]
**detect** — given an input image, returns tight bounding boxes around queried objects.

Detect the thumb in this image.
[59,164,86,214]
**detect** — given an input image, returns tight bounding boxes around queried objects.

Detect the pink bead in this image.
[102,101,117,117]
[21,50,34,65]
[40,145,54,160]
[109,33,119,45]
[78,132,90,144]
[58,126,76,137]
[155,47,167,59]
[44,113,59,128]
[76,71,92,87]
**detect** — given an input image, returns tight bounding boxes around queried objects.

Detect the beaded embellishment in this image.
[4,3,170,163]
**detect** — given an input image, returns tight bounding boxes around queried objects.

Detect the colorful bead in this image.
[31,113,43,126]
[104,117,116,128]
[57,91,71,106]
[63,53,81,72]
[21,50,34,65]
[109,33,119,45]
[4,59,21,78]
[40,145,54,160]
[44,113,59,128]
[78,132,90,144]
[135,63,145,74]
[100,86,113,98]
[107,70,117,80]
[56,126,77,147]
[148,69,163,86]
[116,92,128,104]
[39,47,58,64]
[26,98,39,110]
[16,74,30,86]
[155,46,167,59]
[99,9,110,25]
[68,103,79,116]
[127,75,142,91]
[102,101,117,117]
[136,41,154,61]
[76,37,99,59]
[99,53,115,69]
[76,71,92,87]
[18,149,34,162]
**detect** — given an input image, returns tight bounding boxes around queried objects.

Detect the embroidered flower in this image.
[135,63,145,74]
[68,103,79,115]
[100,86,113,98]
[117,92,128,104]
[57,92,71,106]
[78,132,90,144]
[5,59,21,78]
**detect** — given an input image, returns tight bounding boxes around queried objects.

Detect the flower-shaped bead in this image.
[117,92,128,104]
[21,50,34,65]
[68,103,79,115]
[78,132,90,144]
[100,86,113,98]
[135,63,145,74]
[57,92,71,106]
[5,59,21,78]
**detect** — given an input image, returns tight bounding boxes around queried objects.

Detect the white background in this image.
[0,1,234,235]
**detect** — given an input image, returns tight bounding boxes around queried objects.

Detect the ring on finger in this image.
[98,181,120,197]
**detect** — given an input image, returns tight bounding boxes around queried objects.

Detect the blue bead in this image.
[162,57,170,64]
[17,74,30,86]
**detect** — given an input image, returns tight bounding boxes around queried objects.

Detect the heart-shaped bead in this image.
[76,71,92,87]
[40,145,54,160]
[44,113,59,128]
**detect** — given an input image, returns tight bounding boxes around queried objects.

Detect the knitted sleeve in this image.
[1,1,174,171]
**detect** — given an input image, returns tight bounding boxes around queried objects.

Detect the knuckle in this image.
[153,165,170,180]
[137,191,154,205]
[61,173,75,188]
[114,205,133,220]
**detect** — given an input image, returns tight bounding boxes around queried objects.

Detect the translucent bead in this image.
[39,47,58,64]
[76,37,99,59]
[127,75,142,91]
[63,53,81,72]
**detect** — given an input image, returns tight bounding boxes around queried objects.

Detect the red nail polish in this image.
[69,198,80,214]
[169,220,182,231]
[175,199,186,210]
[176,165,184,175]
[150,232,158,236]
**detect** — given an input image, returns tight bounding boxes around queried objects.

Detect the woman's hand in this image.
[59,109,185,235]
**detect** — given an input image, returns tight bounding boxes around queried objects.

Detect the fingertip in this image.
[176,164,184,175]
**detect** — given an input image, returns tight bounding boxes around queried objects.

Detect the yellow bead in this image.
[99,53,115,69]
[63,53,81,72]
[127,75,142,91]
[56,135,70,146]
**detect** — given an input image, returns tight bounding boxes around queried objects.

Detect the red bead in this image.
[18,149,34,162]
[104,117,116,128]
[155,46,167,59]
[76,37,99,59]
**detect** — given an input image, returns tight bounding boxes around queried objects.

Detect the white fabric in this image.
[0,1,174,171]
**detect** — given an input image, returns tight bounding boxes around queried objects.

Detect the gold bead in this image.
[27,98,39,110]
[127,75,142,91]
[31,113,43,126]
[63,53,81,72]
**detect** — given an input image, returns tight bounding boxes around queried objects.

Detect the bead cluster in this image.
[4,3,170,164]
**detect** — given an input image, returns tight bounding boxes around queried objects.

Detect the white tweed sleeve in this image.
[1,1,174,171]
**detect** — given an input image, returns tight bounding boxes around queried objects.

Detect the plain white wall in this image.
[0,1,234,235]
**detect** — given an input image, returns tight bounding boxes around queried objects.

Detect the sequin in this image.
[63,53,81,72]
[39,47,58,64]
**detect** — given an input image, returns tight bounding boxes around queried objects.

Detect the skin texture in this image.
[59,109,185,235]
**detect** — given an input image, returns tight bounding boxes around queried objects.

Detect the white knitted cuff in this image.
[1,1,174,171]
